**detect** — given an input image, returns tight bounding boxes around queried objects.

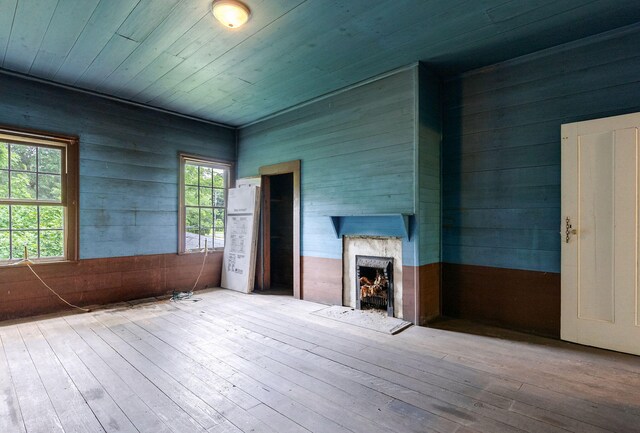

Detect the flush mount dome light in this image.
[212,0,251,29]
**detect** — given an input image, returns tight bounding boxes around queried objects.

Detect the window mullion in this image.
[36,146,39,201]
[8,206,12,259]
[37,206,41,258]
[7,144,11,199]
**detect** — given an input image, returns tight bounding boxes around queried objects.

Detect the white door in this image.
[562,112,640,355]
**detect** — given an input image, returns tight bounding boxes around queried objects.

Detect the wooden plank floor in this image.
[1,289,639,433]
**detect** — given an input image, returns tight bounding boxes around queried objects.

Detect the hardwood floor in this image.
[1,289,639,433]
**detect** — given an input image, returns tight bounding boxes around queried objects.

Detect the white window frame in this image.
[179,153,232,254]
[0,127,79,265]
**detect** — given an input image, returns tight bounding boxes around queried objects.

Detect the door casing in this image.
[257,160,301,298]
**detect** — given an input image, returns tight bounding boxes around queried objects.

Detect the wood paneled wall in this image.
[441,25,640,335]
[442,26,640,274]
[417,65,442,267]
[238,69,417,262]
[415,65,443,321]
[239,67,444,323]
[0,73,235,319]
[0,73,235,259]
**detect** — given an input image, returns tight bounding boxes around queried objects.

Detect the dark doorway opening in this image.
[255,160,300,297]
[267,173,294,294]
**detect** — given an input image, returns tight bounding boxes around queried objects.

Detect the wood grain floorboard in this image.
[167,297,583,433]
[0,332,27,433]
[161,304,507,432]
[110,308,353,433]
[182,292,632,431]
[17,323,105,433]
[1,288,639,433]
[220,291,640,416]
[0,326,65,433]
[37,318,161,433]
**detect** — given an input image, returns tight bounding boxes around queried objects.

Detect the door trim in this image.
[259,160,301,299]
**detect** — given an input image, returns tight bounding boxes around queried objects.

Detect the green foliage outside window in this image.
[183,161,227,251]
[0,142,65,261]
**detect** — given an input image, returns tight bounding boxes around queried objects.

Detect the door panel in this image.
[562,112,640,356]
[577,131,615,322]
[613,128,638,330]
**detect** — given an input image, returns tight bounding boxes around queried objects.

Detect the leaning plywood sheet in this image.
[221,186,260,293]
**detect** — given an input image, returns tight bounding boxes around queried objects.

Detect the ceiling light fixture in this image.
[212,0,251,29]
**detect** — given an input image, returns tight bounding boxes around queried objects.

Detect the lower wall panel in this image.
[0,252,222,321]
[419,263,441,324]
[402,266,417,324]
[301,256,342,305]
[403,263,441,325]
[442,263,560,338]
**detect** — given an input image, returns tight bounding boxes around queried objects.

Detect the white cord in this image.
[16,240,210,312]
[191,241,209,292]
[26,264,90,313]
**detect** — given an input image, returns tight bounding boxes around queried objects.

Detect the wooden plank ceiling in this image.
[1,0,639,127]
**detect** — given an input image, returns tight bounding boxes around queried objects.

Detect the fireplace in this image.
[343,236,403,318]
[356,255,394,316]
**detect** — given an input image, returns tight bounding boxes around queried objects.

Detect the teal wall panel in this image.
[442,26,640,273]
[417,65,442,266]
[238,69,418,264]
[0,73,235,259]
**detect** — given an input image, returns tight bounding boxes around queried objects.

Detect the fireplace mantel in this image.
[329,214,412,239]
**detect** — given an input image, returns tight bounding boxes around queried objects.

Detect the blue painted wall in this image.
[238,69,421,265]
[0,73,235,259]
[417,65,442,266]
[442,25,640,273]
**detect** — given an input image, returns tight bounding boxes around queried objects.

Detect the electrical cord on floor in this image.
[26,263,91,313]
[170,290,195,301]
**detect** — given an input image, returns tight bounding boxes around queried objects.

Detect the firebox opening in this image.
[355,255,394,316]
[359,267,388,310]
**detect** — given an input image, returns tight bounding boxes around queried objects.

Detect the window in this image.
[0,127,78,264]
[179,154,230,253]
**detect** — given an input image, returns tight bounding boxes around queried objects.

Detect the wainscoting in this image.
[300,256,343,306]
[402,263,441,325]
[442,263,560,338]
[0,252,222,321]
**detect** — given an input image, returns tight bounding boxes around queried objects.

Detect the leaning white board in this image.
[236,176,261,188]
[221,186,260,293]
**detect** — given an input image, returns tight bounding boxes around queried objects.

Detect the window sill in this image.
[0,259,78,268]
[177,249,224,256]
